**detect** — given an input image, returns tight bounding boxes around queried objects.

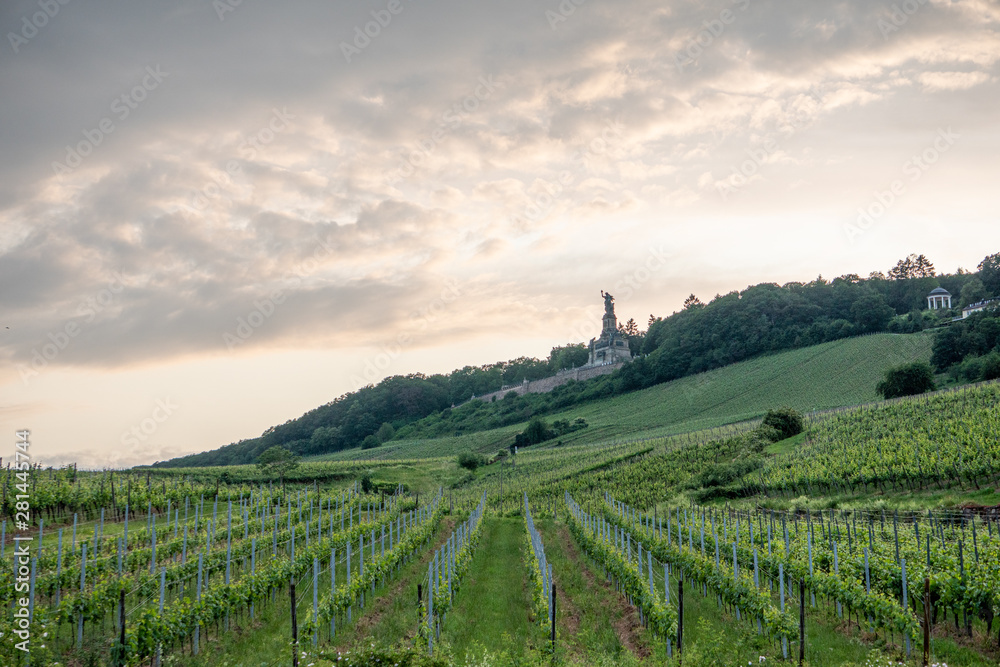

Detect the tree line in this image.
[154,252,999,467]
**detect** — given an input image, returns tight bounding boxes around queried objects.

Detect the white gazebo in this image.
[926,286,952,310]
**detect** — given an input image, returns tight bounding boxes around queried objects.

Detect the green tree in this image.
[876,362,936,399]
[959,278,987,308]
[977,252,1000,295]
[981,352,1000,381]
[375,422,395,443]
[361,434,380,450]
[683,294,705,310]
[549,344,589,370]
[514,417,555,448]
[457,451,485,471]
[256,445,299,489]
[889,253,935,280]
[619,317,640,337]
[360,473,374,493]
[309,426,340,454]
[760,407,804,440]
[850,291,895,332]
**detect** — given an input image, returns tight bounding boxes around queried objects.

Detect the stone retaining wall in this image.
[471,362,625,403]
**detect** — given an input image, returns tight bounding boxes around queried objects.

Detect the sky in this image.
[1,0,999,469]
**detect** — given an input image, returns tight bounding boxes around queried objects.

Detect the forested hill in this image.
[153,252,1000,468]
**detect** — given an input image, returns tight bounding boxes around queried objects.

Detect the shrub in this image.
[689,458,762,490]
[457,451,486,471]
[361,434,381,449]
[876,361,936,399]
[760,407,804,440]
[513,417,555,448]
[982,351,1000,381]
[360,473,374,494]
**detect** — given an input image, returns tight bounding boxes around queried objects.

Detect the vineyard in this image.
[3,381,1000,665]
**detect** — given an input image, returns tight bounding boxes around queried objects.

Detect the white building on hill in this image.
[926,287,952,310]
[962,298,1000,319]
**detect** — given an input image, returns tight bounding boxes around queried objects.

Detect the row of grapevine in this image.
[302,488,445,644]
[604,495,922,656]
[522,494,552,630]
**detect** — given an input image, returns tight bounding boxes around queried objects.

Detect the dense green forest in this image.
[155,252,999,468]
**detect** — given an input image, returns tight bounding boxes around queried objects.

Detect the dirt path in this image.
[551,522,650,658]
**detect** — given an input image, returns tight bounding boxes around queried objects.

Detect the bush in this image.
[361,434,381,449]
[876,361,936,399]
[689,458,762,490]
[360,473,374,493]
[983,351,1000,380]
[745,430,774,454]
[457,451,486,471]
[513,417,555,448]
[760,407,804,440]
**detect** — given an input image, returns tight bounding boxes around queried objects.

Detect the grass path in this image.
[535,517,652,664]
[440,517,536,661]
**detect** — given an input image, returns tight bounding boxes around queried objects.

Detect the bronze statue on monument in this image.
[601,290,615,316]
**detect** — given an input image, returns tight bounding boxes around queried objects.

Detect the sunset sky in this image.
[2,0,998,468]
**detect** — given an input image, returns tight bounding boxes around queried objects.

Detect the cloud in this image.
[1,0,998,380]
[918,71,993,92]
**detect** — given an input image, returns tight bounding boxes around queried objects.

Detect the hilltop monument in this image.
[586,291,633,367]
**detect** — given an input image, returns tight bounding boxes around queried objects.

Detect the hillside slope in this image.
[316,332,933,461]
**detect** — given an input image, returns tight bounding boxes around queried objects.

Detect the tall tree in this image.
[978,252,1000,295]
[256,446,300,490]
[683,294,704,310]
[850,291,895,332]
[913,254,936,277]
[619,318,640,337]
[889,253,935,280]
[959,278,987,307]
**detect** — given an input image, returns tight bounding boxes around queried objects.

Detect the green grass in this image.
[312,333,933,463]
[765,432,807,455]
[534,517,653,663]
[440,518,537,661]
